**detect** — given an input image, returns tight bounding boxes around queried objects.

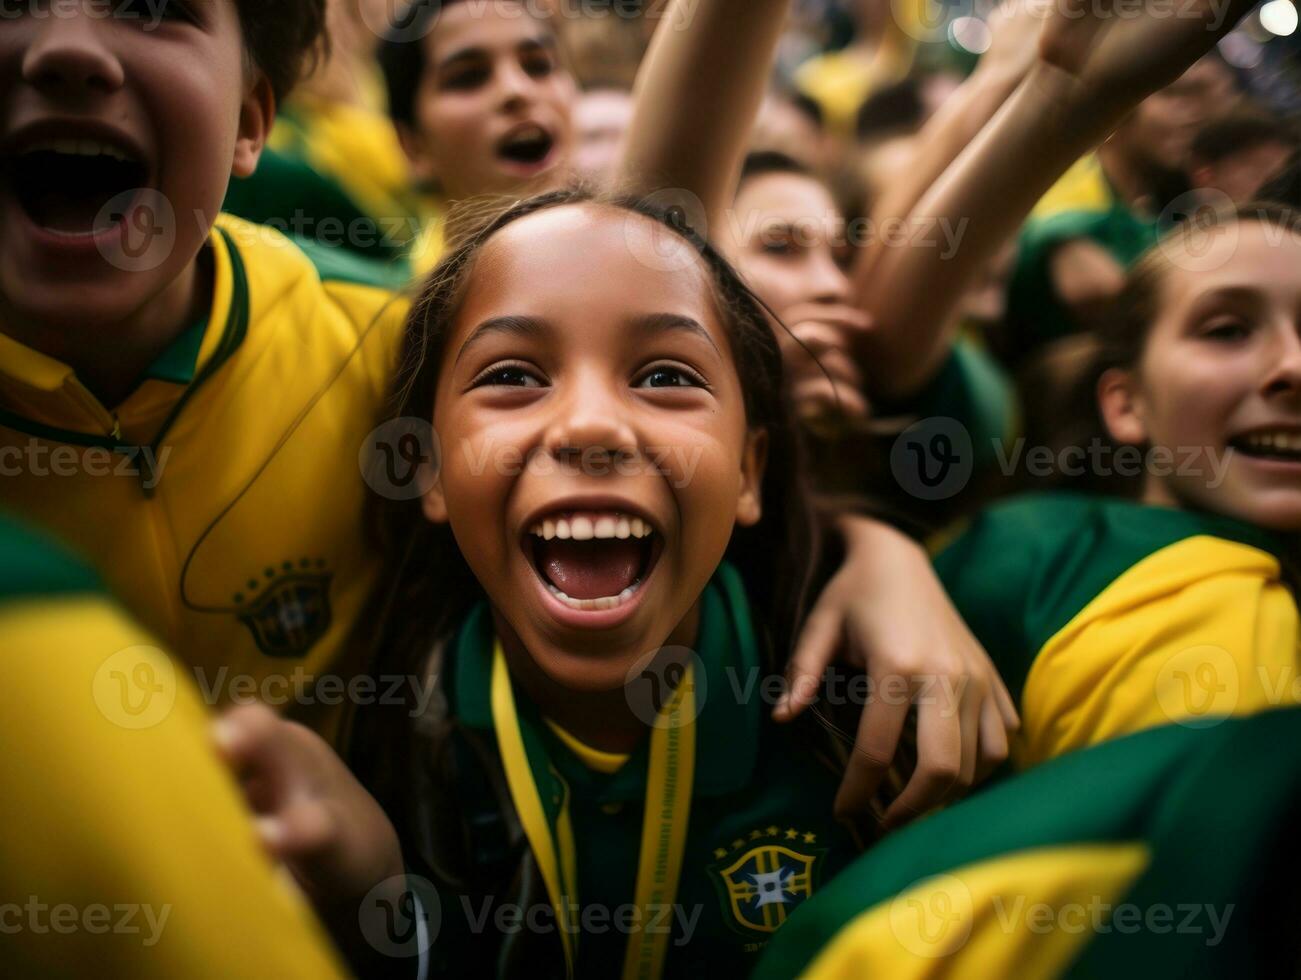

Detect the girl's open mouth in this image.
[3,140,149,237]
[523,511,664,613]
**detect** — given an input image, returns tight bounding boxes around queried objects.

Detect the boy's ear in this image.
[735,429,768,528]
[397,122,439,187]
[231,75,276,179]
[1098,367,1148,446]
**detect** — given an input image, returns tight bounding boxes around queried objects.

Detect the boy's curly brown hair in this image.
[234,0,330,104]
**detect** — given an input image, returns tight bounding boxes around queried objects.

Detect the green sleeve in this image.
[753,709,1301,980]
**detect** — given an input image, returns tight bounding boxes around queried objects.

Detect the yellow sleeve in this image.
[1017,536,1298,768]
[0,596,348,979]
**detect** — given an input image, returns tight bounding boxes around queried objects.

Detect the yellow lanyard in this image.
[490,643,696,980]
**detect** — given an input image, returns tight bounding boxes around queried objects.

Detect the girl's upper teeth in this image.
[29,138,132,162]
[1246,431,1301,451]
[530,513,653,540]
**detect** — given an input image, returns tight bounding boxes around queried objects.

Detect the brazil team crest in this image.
[709,826,826,935]
[234,561,333,658]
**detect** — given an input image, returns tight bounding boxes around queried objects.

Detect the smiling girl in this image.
[335,188,868,977]
[937,203,1301,769]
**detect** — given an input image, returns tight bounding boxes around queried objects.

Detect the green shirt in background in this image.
[1007,155,1158,355]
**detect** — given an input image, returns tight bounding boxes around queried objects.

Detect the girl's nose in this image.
[543,385,638,467]
[1262,327,1301,398]
[808,252,852,305]
[22,11,125,95]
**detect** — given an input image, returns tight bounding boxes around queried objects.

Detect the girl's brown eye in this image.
[474,364,544,388]
[758,239,798,258]
[635,364,706,389]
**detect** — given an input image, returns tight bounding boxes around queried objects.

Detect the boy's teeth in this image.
[29,138,132,162]
[529,512,656,540]
[545,581,640,610]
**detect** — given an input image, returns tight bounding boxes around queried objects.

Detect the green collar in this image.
[139,316,207,386]
[450,562,762,799]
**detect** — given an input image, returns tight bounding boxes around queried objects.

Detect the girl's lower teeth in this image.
[545,581,640,611]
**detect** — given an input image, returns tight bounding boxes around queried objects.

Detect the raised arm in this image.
[856,0,1047,296]
[856,0,1256,398]
[615,0,792,229]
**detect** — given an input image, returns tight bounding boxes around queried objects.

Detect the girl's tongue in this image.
[535,538,644,600]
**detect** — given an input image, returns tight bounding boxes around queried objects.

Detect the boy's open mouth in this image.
[3,139,149,236]
[497,124,555,167]
[1230,429,1301,463]
[524,511,663,611]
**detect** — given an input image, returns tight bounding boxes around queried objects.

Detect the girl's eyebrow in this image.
[453,312,720,366]
[630,313,721,356]
[455,315,545,366]
[1186,285,1263,318]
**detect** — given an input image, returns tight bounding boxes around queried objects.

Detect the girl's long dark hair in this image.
[347,188,817,811]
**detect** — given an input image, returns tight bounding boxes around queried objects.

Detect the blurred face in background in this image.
[572,87,633,182]
[403,0,576,199]
[722,170,852,314]
[752,94,830,173]
[1117,57,1237,178]
[1192,141,1296,205]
